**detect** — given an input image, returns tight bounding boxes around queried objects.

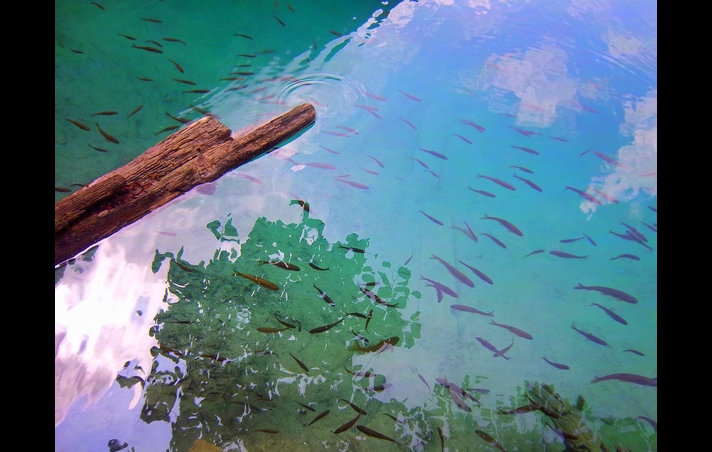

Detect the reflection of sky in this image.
[56,0,656,450]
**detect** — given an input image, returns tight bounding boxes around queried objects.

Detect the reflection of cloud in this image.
[584,90,657,214]
[483,46,578,127]
[55,241,169,427]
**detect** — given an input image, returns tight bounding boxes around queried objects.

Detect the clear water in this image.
[55,1,657,451]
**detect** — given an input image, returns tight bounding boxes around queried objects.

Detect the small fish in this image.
[451,223,478,243]
[256,326,290,333]
[141,17,161,23]
[571,324,608,346]
[468,187,496,197]
[450,304,494,316]
[253,429,279,434]
[334,413,361,434]
[458,261,493,284]
[234,271,279,290]
[573,283,638,304]
[165,112,190,124]
[565,186,602,205]
[169,59,185,73]
[477,174,516,191]
[274,15,285,27]
[349,336,399,353]
[88,144,108,152]
[637,416,657,431]
[69,48,84,54]
[365,309,373,332]
[500,403,542,415]
[418,374,431,392]
[419,148,448,160]
[421,276,458,303]
[155,125,179,135]
[344,366,374,378]
[117,33,136,41]
[274,314,296,330]
[232,71,254,76]
[356,425,401,445]
[511,145,539,155]
[146,40,163,48]
[461,119,485,132]
[309,317,343,334]
[320,145,340,155]
[363,91,386,101]
[260,260,300,271]
[412,157,429,169]
[512,174,542,192]
[91,111,118,117]
[591,373,657,387]
[648,205,657,213]
[131,43,162,53]
[560,236,584,243]
[287,2,295,12]
[307,409,330,426]
[475,430,508,452]
[482,214,523,236]
[453,133,472,144]
[510,126,541,137]
[490,320,533,340]
[66,118,90,131]
[476,337,510,360]
[610,253,640,261]
[182,89,210,94]
[96,123,119,143]
[172,78,197,85]
[308,262,328,271]
[339,399,367,415]
[236,53,256,58]
[127,105,143,119]
[55,186,72,192]
[541,356,570,370]
[135,77,153,82]
[398,89,421,101]
[524,249,545,257]
[339,245,365,253]
[509,165,533,173]
[590,303,627,325]
[335,178,369,190]
[623,349,645,356]
[163,37,187,45]
[590,187,620,204]
[593,151,623,167]
[234,33,253,40]
[297,402,315,412]
[641,221,657,233]
[481,233,506,248]
[431,254,475,287]
[290,352,310,373]
[582,233,597,246]
[313,284,336,306]
[550,251,587,259]
[549,136,568,142]
[419,210,443,226]
[400,118,417,129]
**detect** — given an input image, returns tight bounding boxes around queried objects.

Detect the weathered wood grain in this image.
[55,102,315,266]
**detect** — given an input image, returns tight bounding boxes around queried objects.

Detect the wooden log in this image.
[55,102,316,266]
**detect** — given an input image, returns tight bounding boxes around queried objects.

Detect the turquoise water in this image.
[55,1,657,451]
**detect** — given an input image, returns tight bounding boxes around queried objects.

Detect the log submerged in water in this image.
[55,102,316,266]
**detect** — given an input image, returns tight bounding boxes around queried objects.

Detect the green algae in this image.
[137,206,655,451]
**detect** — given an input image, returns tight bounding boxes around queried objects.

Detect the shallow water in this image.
[55,1,657,451]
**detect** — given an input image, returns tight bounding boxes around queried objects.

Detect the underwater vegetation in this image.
[131,204,655,451]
